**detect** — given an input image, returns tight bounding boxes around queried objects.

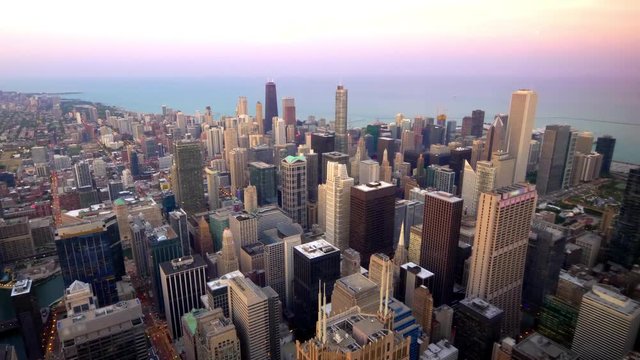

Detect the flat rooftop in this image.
[514,333,578,360]
[335,273,377,295]
[587,284,640,316]
[294,239,339,259]
[353,181,394,192]
[57,299,143,341]
[459,297,503,320]
[427,191,462,203]
[400,262,434,280]
[249,161,275,169]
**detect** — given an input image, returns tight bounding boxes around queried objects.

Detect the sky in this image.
[1,0,639,78]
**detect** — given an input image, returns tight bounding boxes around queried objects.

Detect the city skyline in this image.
[1,1,638,78]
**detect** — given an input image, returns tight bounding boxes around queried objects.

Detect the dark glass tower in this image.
[449,147,472,196]
[610,168,640,267]
[595,135,616,176]
[471,109,485,138]
[264,81,278,133]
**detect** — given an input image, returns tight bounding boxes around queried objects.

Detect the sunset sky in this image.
[1,0,638,77]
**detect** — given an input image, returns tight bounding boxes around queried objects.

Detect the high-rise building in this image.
[11,280,43,360]
[536,125,578,195]
[506,90,537,184]
[513,333,578,360]
[243,185,258,212]
[335,85,348,154]
[58,298,147,360]
[204,126,224,159]
[380,149,393,183]
[359,159,380,184]
[331,273,379,316]
[571,151,603,185]
[470,109,485,138]
[228,148,248,193]
[413,285,434,335]
[255,101,264,135]
[492,151,516,188]
[323,162,354,250]
[223,127,239,163]
[611,168,640,268]
[160,255,208,340]
[321,151,349,183]
[264,81,278,133]
[205,167,220,211]
[281,155,307,227]
[74,160,92,188]
[572,285,640,360]
[483,116,505,161]
[293,239,341,339]
[450,147,472,195]
[249,162,277,206]
[147,225,182,314]
[0,217,35,263]
[349,181,395,268]
[595,135,616,176]
[129,216,151,279]
[282,97,296,127]
[398,262,434,308]
[523,227,566,309]
[172,137,205,214]
[466,184,537,336]
[426,165,456,193]
[55,215,125,306]
[219,228,240,276]
[181,307,241,360]
[453,297,503,360]
[228,277,281,360]
[274,117,287,145]
[421,191,463,306]
[169,209,191,256]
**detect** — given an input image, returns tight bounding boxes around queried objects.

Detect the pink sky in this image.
[1,0,638,77]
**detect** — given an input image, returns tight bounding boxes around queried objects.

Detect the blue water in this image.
[1,75,639,164]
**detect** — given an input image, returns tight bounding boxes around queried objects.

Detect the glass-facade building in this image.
[249,162,277,206]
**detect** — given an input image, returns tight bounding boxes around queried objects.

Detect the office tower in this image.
[160,255,207,340]
[113,198,132,249]
[575,131,594,154]
[228,277,280,360]
[398,262,434,307]
[421,191,463,306]
[240,242,264,273]
[274,117,287,145]
[219,228,240,276]
[536,125,577,195]
[483,116,504,161]
[341,248,361,277]
[311,132,335,180]
[575,232,602,268]
[377,136,396,163]
[172,137,205,214]
[523,227,566,309]
[129,150,140,176]
[321,151,349,183]
[380,149,393,183]
[92,158,106,178]
[393,223,408,269]
[610,168,640,267]
[413,285,434,334]
[129,216,151,278]
[506,89,538,183]
[466,184,537,336]
[74,160,92,188]
[349,181,395,268]
[512,333,579,360]
[595,135,616,176]
[228,147,248,193]
[0,217,35,263]
[282,96,296,127]
[188,308,241,360]
[58,298,146,360]
[204,126,224,159]
[254,101,264,135]
[107,180,124,201]
[401,129,415,152]
[527,139,541,172]
[470,109,485,137]
[248,162,276,205]
[360,159,380,184]
[323,162,354,250]
[55,215,125,306]
[369,253,394,290]
[452,297,503,360]
[205,167,220,211]
[243,185,258,212]
[234,96,247,116]
[450,147,472,195]
[305,151,319,202]
[264,81,278,133]
[229,212,258,253]
[147,225,182,314]
[571,152,603,185]
[331,273,379,316]
[461,160,477,215]
[572,285,640,360]
[445,120,457,145]
[194,216,213,256]
[169,209,191,256]
[432,305,454,342]
[281,155,307,227]
[335,85,348,154]
[223,127,238,162]
[293,239,341,339]
[492,151,516,188]
[426,165,456,193]
[11,280,43,360]
[260,223,302,309]
[408,224,423,265]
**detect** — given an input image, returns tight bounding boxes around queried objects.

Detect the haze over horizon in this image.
[1,0,639,78]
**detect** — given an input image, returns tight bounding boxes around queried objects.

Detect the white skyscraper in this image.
[506,89,537,184]
[359,159,380,185]
[204,126,224,159]
[323,162,354,250]
[274,117,287,146]
[572,284,640,360]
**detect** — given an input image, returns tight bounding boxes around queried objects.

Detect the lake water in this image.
[1,75,639,164]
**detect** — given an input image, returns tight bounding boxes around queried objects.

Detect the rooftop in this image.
[459,297,503,320]
[283,155,306,164]
[335,273,377,295]
[423,340,458,360]
[206,271,245,291]
[353,181,394,192]
[400,262,435,280]
[427,191,463,203]
[514,333,578,360]
[587,284,640,316]
[57,299,143,341]
[295,239,339,259]
[160,255,206,276]
[11,279,32,297]
[249,161,275,169]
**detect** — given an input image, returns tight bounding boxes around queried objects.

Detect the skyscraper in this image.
[55,214,125,306]
[219,228,239,276]
[323,162,354,250]
[74,160,92,188]
[264,81,278,133]
[595,135,616,176]
[421,191,463,306]
[349,181,395,268]
[482,116,504,161]
[282,97,296,126]
[466,183,537,336]
[169,209,191,256]
[281,155,307,228]
[244,185,258,212]
[228,277,281,360]
[11,280,43,360]
[205,167,220,211]
[293,239,341,339]
[571,285,640,360]
[228,147,248,194]
[471,109,485,138]
[610,168,640,267]
[453,297,503,360]
[334,85,348,154]
[274,117,287,145]
[536,125,578,195]
[160,255,208,340]
[248,162,277,206]
[506,90,537,184]
[172,137,205,214]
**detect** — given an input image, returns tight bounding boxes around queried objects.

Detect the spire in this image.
[316,279,322,340]
[393,223,408,267]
